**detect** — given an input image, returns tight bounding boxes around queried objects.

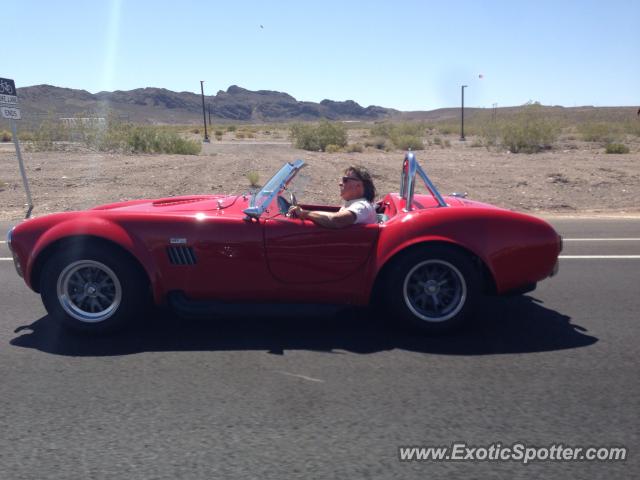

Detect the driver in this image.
[288,165,377,228]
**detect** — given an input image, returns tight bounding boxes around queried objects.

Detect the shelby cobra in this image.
[7,153,561,334]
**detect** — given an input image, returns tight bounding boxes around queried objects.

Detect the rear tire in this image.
[40,243,147,334]
[387,245,481,333]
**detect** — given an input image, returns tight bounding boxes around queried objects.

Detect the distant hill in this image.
[4,84,639,128]
[9,84,397,126]
[398,105,640,123]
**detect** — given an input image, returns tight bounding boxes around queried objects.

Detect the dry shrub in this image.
[393,135,424,150]
[578,122,622,143]
[483,103,560,153]
[369,122,425,150]
[605,143,629,154]
[246,171,260,186]
[290,121,347,151]
[364,137,389,150]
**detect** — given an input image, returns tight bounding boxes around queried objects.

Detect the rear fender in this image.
[373,207,559,296]
[378,234,490,272]
[368,235,496,301]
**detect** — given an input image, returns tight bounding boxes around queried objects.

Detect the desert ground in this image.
[1,131,639,221]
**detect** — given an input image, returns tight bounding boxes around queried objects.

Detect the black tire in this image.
[386,245,481,333]
[40,243,148,334]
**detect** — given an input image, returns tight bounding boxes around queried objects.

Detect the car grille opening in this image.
[167,246,197,265]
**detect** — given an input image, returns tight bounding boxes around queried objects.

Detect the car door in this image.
[160,214,273,301]
[264,214,379,288]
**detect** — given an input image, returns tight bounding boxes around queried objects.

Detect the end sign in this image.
[1,106,21,119]
[0,77,20,120]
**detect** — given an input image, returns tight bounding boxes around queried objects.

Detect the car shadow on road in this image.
[10,295,597,357]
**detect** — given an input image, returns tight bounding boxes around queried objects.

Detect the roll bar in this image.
[400,152,448,211]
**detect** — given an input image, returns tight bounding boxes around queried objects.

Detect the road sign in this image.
[1,77,31,216]
[0,77,16,96]
[0,93,18,105]
[0,77,20,119]
[0,77,18,108]
[1,105,21,119]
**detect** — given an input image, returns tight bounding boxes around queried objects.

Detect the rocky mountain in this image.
[11,84,398,125]
[7,84,637,129]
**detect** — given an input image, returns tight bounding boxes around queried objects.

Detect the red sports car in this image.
[7,153,561,334]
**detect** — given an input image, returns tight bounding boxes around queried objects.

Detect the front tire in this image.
[40,243,147,333]
[387,245,481,333]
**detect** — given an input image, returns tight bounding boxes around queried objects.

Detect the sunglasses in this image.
[341,176,362,184]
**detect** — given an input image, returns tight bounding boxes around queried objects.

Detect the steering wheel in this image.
[277,189,298,215]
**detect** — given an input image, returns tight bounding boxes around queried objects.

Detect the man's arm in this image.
[288,206,356,229]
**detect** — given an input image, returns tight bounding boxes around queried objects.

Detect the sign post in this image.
[1,77,33,218]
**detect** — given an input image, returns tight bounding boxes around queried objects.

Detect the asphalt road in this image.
[1,218,638,480]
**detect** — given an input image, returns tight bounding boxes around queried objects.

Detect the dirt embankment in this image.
[1,138,639,221]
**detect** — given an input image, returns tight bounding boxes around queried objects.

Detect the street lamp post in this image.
[460,85,468,141]
[200,80,209,143]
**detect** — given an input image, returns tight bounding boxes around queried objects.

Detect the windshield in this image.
[244,159,305,218]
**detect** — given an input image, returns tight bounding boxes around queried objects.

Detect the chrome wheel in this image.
[56,260,122,323]
[402,259,467,323]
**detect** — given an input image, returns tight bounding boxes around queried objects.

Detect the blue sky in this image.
[5,0,639,110]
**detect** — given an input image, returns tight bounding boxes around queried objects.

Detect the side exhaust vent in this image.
[167,246,197,265]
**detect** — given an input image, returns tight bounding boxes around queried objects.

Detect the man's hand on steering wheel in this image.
[286,189,298,207]
[287,205,306,219]
[278,188,299,216]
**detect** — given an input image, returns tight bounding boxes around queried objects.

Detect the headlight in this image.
[6,226,23,277]
[6,226,13,250]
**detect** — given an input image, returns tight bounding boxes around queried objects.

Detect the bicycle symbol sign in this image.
[0,77,16,96]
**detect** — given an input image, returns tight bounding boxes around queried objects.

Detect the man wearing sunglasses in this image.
[288,165,377,228]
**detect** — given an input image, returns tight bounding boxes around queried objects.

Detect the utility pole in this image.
[200,81,209,142]
[460,85,468,141]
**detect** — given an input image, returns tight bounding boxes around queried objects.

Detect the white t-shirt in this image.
[341,198,377,225]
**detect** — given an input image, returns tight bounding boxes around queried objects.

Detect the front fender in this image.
[26,216,157,295]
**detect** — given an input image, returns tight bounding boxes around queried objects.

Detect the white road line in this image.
[278,371,324,383]
[560,255,640,259]
[0,241,6,244]
[564,238,640,242]
[1,258,13,261]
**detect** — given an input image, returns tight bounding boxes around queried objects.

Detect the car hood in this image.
[90,194,249,215]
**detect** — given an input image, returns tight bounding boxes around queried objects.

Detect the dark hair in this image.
[345,165,376,202]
